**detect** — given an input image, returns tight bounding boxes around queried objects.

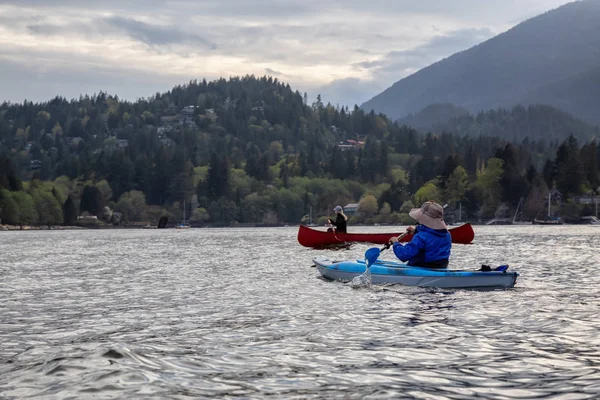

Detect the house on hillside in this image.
[577,194,600,204]
[24,160,42,171]
[549,189,562,203]
[344,203,359,215]
[179,105,197,126]
[337,139,364,151]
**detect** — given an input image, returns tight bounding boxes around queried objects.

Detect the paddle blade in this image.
[364,247,380,267]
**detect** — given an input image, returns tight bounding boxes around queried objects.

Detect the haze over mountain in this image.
[361,0,600,125]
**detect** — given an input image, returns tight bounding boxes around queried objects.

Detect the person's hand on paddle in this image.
[388,228,413,247]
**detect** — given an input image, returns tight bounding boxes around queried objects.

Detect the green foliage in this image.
[0,189,20,225]
[34,190,63,226]
[444,166,469,205]
[398,213,416,225]
[358,195,378,218]
[116,190,148,222]
[12,191,38,225]
[191,207,210,223]
[414,182,441,205]
[475,158,505,217]
[96,180,113,204]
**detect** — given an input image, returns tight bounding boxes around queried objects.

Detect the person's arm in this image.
[392,234,424,262]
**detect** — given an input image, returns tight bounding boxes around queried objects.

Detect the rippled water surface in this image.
[1,226,600,399]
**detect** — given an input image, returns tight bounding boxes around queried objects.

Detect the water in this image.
[1,226,599,399]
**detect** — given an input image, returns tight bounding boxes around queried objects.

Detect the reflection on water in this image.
[1,226,599,398]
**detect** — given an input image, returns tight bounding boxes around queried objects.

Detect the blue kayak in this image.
[313,256,519,289]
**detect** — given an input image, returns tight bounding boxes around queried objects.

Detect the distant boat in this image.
[512,198,531,225]
[175,200,191,229]
[533,217,562,225]
[533,192,562,225]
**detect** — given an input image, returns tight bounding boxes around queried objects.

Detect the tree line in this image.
[1,76,598,227]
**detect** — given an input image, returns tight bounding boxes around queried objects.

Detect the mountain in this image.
[400,104,599,142]
[518,66,600,124]
[361,0,600,125]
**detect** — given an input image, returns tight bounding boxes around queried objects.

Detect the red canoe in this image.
[297,223,475,248]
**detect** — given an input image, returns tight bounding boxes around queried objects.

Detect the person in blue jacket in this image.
[389,201,451,268]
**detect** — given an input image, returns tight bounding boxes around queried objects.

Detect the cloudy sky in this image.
[0,0,573,107]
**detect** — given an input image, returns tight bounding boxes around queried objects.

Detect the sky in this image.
[0,0,574,107]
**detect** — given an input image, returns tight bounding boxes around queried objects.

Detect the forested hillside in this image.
[399,104,599,142]
[1,76,598,227]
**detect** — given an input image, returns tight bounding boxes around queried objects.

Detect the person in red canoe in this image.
[389,201,451,268]
[327,205,348,233]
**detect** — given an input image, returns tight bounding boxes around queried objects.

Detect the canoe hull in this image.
[298,223,475,248]
[313,257,518,289]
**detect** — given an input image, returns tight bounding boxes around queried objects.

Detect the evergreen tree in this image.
[63,194,78,225]
[80,185,104,217]
[555,135,584,197]
[0,157,23,191]
[0,189,20,225]
[581,141,599,191]
[345,150,356,178]
[380,180,408,212]
[496,144,526,205]
[207,152,230,199]
[542,159,556,189]
[108,151,135,200]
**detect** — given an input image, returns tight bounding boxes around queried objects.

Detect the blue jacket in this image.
[392,225,451,267]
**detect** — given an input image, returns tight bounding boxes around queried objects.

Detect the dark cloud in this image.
[265,68,283,76]
[27,23,66,35]
[103,16,216,49]
[23,16,217,50]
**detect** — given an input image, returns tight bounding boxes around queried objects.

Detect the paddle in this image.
[365,231,410,268]
[350,231,411,287]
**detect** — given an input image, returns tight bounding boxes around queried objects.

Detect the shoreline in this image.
[1,222,592,231]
